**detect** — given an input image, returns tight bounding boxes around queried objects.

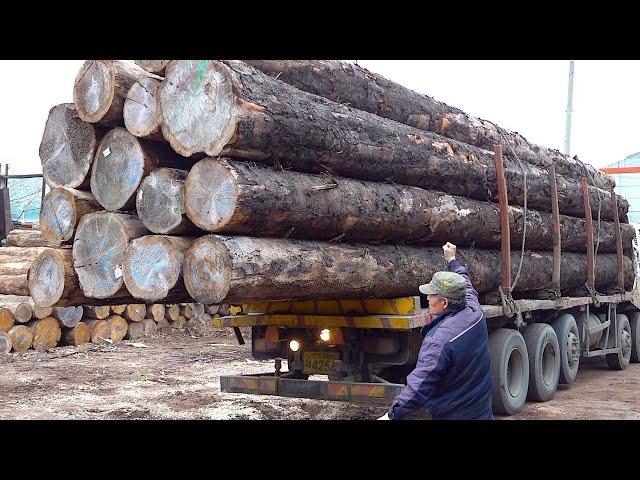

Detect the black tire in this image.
[488,328,529,415]
[629,311,640,364]
[552,314,580,385]
[606,314,632,370]
[523,323,560,402]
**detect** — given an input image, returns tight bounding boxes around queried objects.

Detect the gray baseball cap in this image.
[419,271,467,300]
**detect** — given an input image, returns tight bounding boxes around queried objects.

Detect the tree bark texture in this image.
[136,168,199,235]
[158,60,625,221]
[124,77,164,141]
[0,246,52,276]
[72,212,148,299]
[5,230,51,247]
[73,60,160,125]
[90,128,191,212]
[135,60,170,75]
[246,60,615,191]
[123,235,195,302]
[60,322,90,346]
[28,317,61,351]
[185,157,634,253]
[0,275,29,296]
[40,188,102,245]
[8,325,32,352]
[39,103,104,189]
[183,235,635,304]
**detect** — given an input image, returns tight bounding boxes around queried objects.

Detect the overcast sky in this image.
[1,60,639,174]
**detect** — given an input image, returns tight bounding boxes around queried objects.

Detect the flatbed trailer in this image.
[218,290,640,414]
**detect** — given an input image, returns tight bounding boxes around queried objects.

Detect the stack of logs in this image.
[0,297,224,353]
[21,59,634,319]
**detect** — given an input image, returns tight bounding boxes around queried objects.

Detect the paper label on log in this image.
[114,266,123,279]
[103,148,111,157]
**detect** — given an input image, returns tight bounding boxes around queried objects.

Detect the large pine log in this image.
[185,157,634,253]
[5,230,51,247]
[246,60,615,191]
[123,235,195,302]
[158,60,625,221]
[73,60,159,125]
[28,317,61,351]
[28,248,136,308]
[73,212,148,299]
[90,128,190,211]
[124,77,164,141]
[183,235,635,305]
[39,104,103,189]
[8,325,32,352]
[135,60,170,75]
[40,188,102,245]
[137,168,199,235]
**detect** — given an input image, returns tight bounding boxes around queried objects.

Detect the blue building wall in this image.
[605,153,640,224]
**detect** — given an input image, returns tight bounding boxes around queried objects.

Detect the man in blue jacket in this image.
[378,242,493,420]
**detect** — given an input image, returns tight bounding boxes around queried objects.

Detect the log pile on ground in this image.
[18,59,631,321]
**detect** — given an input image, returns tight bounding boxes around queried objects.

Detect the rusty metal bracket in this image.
[610,190,625,293]
[581,178,596,292]
[548,164,562,298]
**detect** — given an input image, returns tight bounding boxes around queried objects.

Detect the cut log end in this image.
[137,168,190,234]
[111,305,127,315]
[73,212,141,299]
[166,304,180,321]
[125,321,145,339]
[135,60,170,74]
[85,305,112,319]
[61,322,91,346]
[159,60,238,157]
[0,332,12,353]
[184,158,238,231]
[14,303,33,324]
[73,60,116,123]
[30,317,62,351]
[28,249,66,308]
[125,304,147,322]
[53,306,83,328]
[183,236,232,304]
[39,103,98,189]
[142,319,157,336]
[8,325,33,352]
[124,77,163,138]
[150,304,166,322]
[0,308,15,333]
[90,128,147,211]
[108,315,128,342]
[39,189,75,244]
[123,236,181,301]
[33,306,54,319]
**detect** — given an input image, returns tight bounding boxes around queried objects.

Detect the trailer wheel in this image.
[488,328,529,415]
[629,311,640,364]
[606,314,632,370]
[524,323,560,402]
[552,314,580,385]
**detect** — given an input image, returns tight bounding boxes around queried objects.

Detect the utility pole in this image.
[564,60,575,156]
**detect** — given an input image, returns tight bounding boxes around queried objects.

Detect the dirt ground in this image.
[1,327,639,420]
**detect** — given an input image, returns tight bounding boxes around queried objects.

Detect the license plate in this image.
[303,351,340,375]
